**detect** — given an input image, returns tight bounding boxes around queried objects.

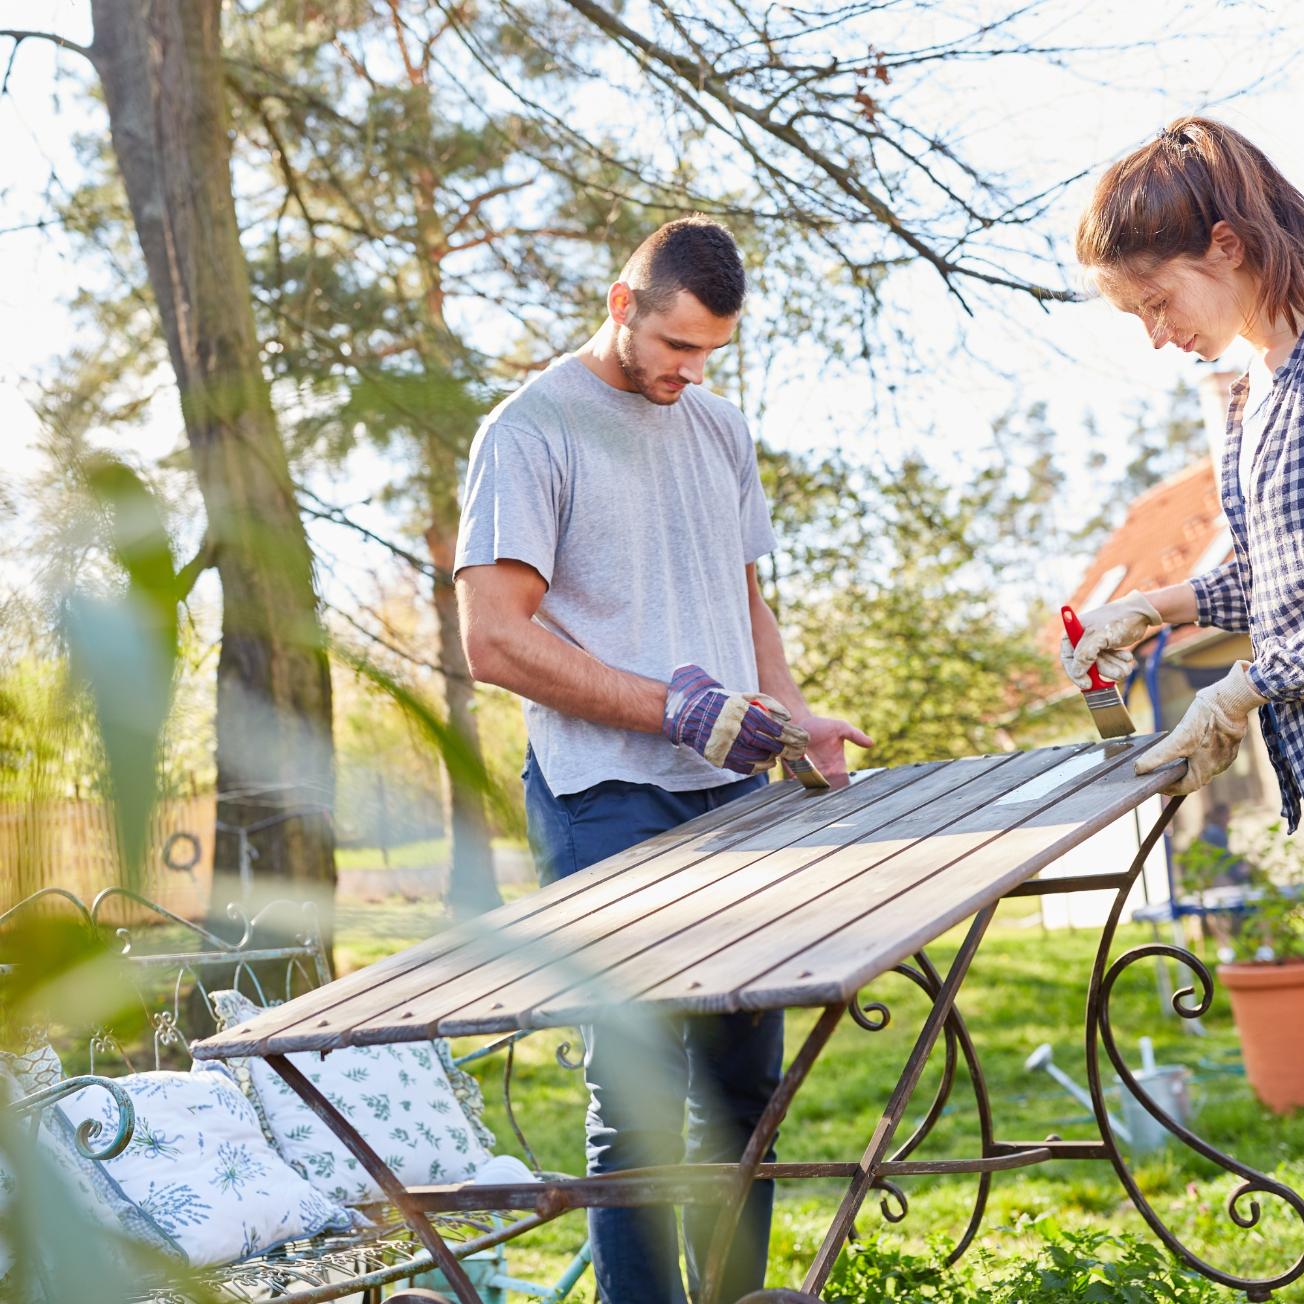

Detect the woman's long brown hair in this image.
[1077,116,1304,332]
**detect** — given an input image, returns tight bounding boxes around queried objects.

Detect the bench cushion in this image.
[59,1069,354,1268]
[0,1052,185,1266]
[210,990,493,1205]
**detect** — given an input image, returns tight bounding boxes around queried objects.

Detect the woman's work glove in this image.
[662,664,809,775]
[1134,661,1267,795]
[1061,589,1163,688]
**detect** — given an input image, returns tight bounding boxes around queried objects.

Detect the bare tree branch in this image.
[298,487,453,587]
[0,29,96,65]
[554,0,1072,309]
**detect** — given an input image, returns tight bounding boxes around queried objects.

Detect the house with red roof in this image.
[1038,369,1276,861]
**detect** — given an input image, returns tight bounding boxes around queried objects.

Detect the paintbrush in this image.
[1061,604,1137,739]
[749,698,831,788]
[783,754,831,789]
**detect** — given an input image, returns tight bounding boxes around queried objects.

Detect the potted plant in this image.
[1177,820,1304,1113]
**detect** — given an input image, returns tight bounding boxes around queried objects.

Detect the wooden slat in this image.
[333,757,987,1044]
[735,745,1184,1006]
[194,739,1179,1056]
[253,764,944,1052]
[200,771,895,1056]
[656,737,1174,1015]
[513,743,1097,1028]
[196,773,798,1056]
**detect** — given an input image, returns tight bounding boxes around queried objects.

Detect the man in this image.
[454,215,871,1304]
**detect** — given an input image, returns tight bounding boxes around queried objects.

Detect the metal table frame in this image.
[251,795,1304,1304]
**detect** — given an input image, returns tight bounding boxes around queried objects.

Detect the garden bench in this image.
[0,886,591,1304]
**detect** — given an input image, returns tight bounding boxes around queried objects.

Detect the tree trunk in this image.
[89,0,336,939]
[425,519,501,916]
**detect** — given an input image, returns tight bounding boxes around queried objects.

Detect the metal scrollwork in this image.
[849,999,891,1032]
[555,1037,584,1071]
[12,1075,136,1161]
[224,900,254,951]
[502,1038,542,1174]
[873,1178,909,1224]
[88,1026,129,1076]
[847,958,995,1268]
[153,1010,180,1049]
[1085,801,1304,1299]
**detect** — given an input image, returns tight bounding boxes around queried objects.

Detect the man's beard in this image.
[615,325,679,405]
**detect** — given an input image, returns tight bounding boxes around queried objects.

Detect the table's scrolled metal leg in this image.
[800,903,998,1296]
[908,950,997,1267]
[1084,797,1304,1301]
[266,1054,485,1304]
[697,1003,848,1304]
[847,955,996,1266]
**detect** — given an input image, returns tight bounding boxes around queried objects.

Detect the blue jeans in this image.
[522,748,784,1304]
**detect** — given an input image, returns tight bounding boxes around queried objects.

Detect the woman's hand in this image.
[1061,589,1162,688]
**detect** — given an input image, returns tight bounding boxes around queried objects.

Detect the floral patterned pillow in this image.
[0,1061,183,1297]
[0,1045,183,1266]
[58,1070,353,1268]
[208,989,493,1206]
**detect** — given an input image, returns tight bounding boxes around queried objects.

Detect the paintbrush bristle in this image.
[1081,685,1136,739]
[786,756,831,789]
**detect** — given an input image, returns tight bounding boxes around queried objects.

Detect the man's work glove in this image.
[662,664,810,776]
[1135,661,1267,795]
[1061,589,1163,689]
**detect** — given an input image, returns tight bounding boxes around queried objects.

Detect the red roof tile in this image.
[1042,456,1232,660]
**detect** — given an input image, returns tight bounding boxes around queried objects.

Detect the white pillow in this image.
[209,990,493,1205]
[471,1154,538,1186]
[0,1060,183,1270]
[59,1070,353,1268]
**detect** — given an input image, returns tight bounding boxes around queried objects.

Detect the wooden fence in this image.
[0,796,216,921]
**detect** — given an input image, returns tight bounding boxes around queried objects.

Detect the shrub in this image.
[824,1223,1224,1303]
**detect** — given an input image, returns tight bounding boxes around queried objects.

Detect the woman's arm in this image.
[1185,562,1250,634]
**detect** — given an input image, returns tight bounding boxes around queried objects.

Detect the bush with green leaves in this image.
[1177,820,1304,964]
[824,1221,1225,1303]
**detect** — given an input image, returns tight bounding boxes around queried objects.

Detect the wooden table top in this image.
[193,736,1177,1059]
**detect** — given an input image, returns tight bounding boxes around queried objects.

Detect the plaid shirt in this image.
[1190,332,1304,833]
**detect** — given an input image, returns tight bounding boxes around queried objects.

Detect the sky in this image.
[1,0,1301,615]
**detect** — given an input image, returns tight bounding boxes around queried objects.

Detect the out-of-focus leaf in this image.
[82,456,181,645]
[0,910,142,1046]
[336,646,521,838]
[63,459,179,888]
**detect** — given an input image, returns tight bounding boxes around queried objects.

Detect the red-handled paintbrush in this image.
[1061,604,1137,739]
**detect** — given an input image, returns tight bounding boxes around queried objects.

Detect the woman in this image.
[1067,116,1304,830]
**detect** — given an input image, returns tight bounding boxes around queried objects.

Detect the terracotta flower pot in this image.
[1218,960,1304,1113]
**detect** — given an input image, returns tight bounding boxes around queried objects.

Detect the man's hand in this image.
[662,665,809,775]
[1134,661,1266,795]
[1062,589,1162,689]
[795,714,875,786]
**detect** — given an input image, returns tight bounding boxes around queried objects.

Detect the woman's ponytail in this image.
[1077,116,1304,332]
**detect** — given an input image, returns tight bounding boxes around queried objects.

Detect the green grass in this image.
[337,897,1304,1301]
[336,836,528,872]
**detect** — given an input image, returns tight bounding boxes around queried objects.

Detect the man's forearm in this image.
[469,618,667,732]
[750,589,811,721]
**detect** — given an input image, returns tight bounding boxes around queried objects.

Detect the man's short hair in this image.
[620,215,746,318]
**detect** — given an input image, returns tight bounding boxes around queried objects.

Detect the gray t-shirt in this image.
[454,354,777,796]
